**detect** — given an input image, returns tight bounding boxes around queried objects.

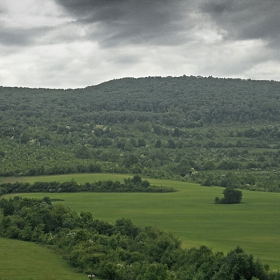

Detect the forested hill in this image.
[1,76,280,192]
[1,76,280,129]
[88,76,280,125]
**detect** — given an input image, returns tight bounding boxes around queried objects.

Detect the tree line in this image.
[0,176,176,195]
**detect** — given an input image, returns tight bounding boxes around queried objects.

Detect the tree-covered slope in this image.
[1,76,280,191]
[1,76,280,129]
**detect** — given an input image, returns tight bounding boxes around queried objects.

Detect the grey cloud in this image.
[0,26,53,46]
[0,4,5,13]
[200,1,280,44]
[55,0,195,47]
[113,55,140,66]
[55,0,280,46]
[56,0,173,20]
[57,0,127,22]
[0,28,32,46]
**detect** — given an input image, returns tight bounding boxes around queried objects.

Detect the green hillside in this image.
[1,76,280,191]
[0,237,87,280]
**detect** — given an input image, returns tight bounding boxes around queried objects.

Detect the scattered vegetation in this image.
[5,178,280,270]
[1,196,279,280]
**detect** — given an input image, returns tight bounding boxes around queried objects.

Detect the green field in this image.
[0,237,89,280]
[0,173,132,184]
[1,173,280,269]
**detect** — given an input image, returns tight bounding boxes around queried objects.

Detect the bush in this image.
[215,187,242,204]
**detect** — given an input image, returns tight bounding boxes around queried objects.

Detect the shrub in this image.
[215,187,242,204]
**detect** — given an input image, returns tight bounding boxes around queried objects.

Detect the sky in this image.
[0,0,279,88]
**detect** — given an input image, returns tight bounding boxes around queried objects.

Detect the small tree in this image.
[131,174,142,185]
[215,187,242,204]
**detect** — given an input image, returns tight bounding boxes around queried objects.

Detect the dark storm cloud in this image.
[55,0,192,47]
[54,0,280,49]
[200,1,280,44]
[56,0,175,21]
[56,0,127,21]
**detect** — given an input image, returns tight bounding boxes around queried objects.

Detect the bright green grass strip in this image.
[0,173,133,184]
[2,173,280,270]
[0,237,89,280]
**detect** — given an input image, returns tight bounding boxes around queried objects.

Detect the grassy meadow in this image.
[1,173,280,269]
[0,237,89,280]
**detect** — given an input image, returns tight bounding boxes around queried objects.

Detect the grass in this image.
[1,173,280,269]
[0,173,133,184]
[0,237,89,280]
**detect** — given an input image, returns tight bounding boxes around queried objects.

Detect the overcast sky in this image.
[0,0,279,88]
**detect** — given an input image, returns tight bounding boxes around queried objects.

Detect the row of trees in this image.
[0,176,176,195]
[1,196,279,280]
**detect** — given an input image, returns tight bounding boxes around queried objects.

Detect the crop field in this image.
[1,173,280,269]
[0,237,88,280]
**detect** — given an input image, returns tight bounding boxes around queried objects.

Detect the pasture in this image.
[0,237,88,280]
[1,173,280,269]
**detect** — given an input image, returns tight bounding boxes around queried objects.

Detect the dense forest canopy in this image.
[1,76,280,127]
[1,76,280,191]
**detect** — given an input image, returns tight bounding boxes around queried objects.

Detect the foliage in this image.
[0,196,278,280]
[0,176,176,194]
[5,175,280,269]
[215,187,243,204]
[1,76,280,192]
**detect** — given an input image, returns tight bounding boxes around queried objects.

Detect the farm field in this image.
[0,237,88,280]
[1,173,280,269]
